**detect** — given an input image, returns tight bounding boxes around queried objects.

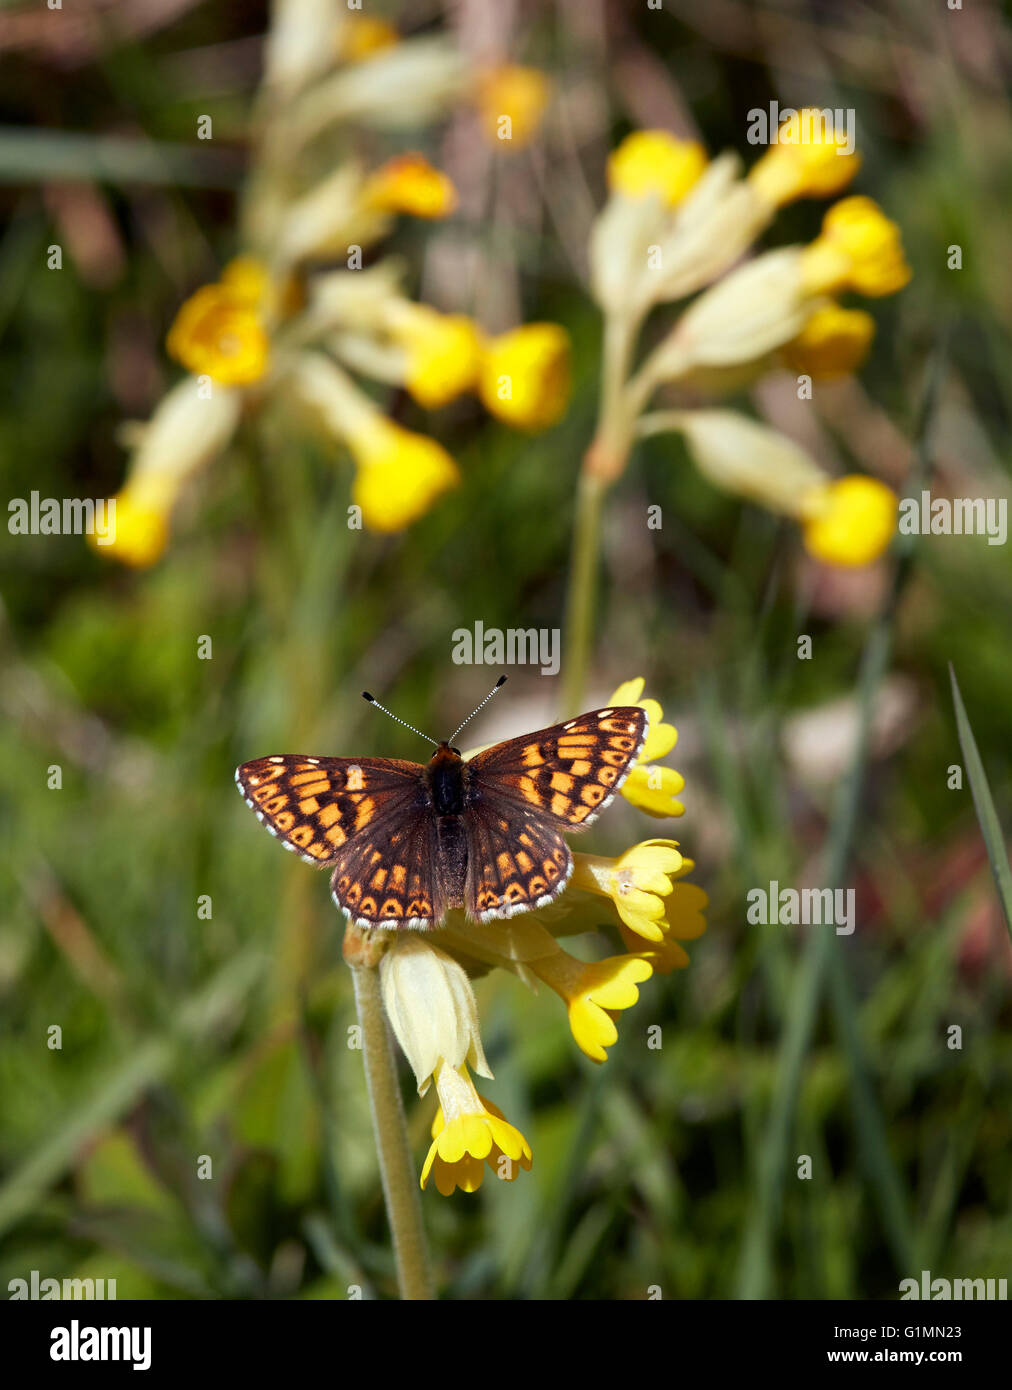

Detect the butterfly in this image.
[235,678,648,930]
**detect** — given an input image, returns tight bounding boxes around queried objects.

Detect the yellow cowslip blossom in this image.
[570,839,684,943]
[93,376,242,567]
[97,486,170,569]
[780,302,875,378]
[616,856,708,972]
[378,932,532,1195]
[748,107,861,207]
[350,418,460,532]
[475,64,550,150]
[383,301,483,408]
[800,474,898,567]
[423,1066,533,1196]
[289,352,459,532]
[607,677,685,817]
[167,282,270,386]
[218,256,270,307]
[607,130,708,208]
[220,255,304,322]
[363,153,457,219]
[801,196,912,298]
[335,14,399,62]
[528,952,653,1064]
[478,323,571,431]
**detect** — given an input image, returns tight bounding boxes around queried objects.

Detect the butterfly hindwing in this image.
[464,805,572,921]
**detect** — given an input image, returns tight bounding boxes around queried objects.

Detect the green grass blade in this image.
[949,663,1012,941]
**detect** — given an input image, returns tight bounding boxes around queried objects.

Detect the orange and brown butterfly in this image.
[235,677,648,930]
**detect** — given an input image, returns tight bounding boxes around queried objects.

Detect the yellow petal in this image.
[166,283,269,386]
[607,131,707,207]
[748,109,861,207]
[800,196,911,298]
[478,323,571,431]
[781,303,875,379]
[475,65,550,151]
[621,764,685,818]
[364,154,457,218]
[351,424,460,532]
[801,475,897,567]
[608,677,646,706]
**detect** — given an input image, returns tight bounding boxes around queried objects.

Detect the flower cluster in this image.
[587,112,912,567]
[97,18,564,565]
[376,679,705,1196]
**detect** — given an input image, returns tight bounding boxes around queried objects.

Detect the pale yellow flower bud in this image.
[379,934,493,1096]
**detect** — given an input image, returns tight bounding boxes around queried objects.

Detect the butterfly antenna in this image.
[448,674,507,743]
[361,692,438,747]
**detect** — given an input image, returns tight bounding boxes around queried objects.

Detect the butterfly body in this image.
[236,705,648,931]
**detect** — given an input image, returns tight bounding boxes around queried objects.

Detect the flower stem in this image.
[347,941,434,1300]
[560,310,640,715]
[560,471,606,716]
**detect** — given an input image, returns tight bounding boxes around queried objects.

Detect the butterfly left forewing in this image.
[235,755,426,865]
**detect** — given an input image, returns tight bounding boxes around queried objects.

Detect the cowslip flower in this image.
[644,410,899,568]
[617,858,709,974]
[379,932,532,1195]
[607,130,708,207]
[800,475,898,567]
[607,678,685,817]
[570,839,684,943]
[91,377,242,566]
[363,153,458,218]
[780,302,875,378]
[528,951,654,1064]
[381,301,483,409]
[478,323,571,430]
[423,1069,533,1196]
[166,279,270,386]
[801,196,912,297]
[474,64,550,150]
[289,351,459,532]
[747,107,861,207]
[356,682,707,1192]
